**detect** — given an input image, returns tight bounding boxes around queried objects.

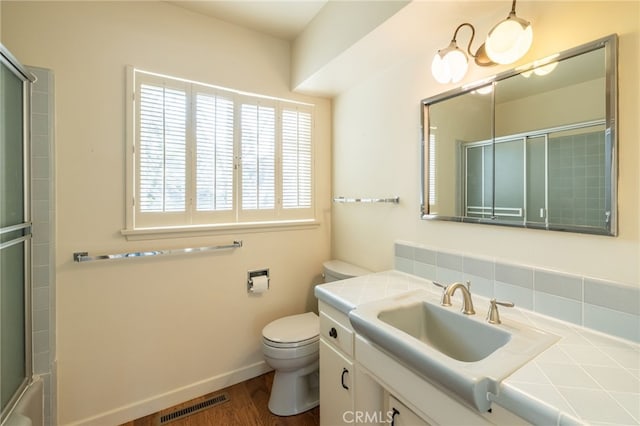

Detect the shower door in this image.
[0,45,34,422]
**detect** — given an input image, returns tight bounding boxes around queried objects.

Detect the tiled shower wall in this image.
[394,241,640,343]
[548,130,606,228]
[29,66,56,426]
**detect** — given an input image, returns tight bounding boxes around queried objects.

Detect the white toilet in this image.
[261,260,371,416]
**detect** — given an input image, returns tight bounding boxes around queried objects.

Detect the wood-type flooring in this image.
[121,372,319,426]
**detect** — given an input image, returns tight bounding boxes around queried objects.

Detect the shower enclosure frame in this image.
[460,119,607,230]
[0,43,35,423]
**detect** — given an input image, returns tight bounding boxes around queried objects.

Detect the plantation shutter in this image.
[195,92,235,212]
[282,108,312,209]
[130,68,315,230]
[240,102,276,211]
[138,83,187,214]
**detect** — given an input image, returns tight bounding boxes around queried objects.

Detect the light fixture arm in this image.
[506,0,526,23]
[447,22,493,67]
[450,23,477,59]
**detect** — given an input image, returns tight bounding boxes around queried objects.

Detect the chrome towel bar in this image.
[333,196,400,204]
[73,240,243,263]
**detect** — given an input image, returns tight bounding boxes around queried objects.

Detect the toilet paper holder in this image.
[247,268,270,292]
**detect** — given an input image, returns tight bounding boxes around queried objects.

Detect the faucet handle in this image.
[432,281,452,306]
[432,281,447,290]
[487,298,515,324]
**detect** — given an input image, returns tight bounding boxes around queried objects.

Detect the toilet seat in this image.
[262,338,319,360]
[262,312,319,348]
[263,335,319,349]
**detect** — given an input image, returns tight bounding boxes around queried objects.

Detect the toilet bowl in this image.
[262,312,319,416]
[261,260,370,416]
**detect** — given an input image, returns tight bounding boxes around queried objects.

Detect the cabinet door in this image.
[388,395,431,426]
[354,366,385,425]
[320,339,354,426]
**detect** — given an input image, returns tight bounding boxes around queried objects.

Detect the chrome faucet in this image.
[434,281,475,315]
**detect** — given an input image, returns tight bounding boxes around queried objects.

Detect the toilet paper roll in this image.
[250,275,269,293]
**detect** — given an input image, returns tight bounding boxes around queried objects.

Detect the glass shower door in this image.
[0,47,33,421]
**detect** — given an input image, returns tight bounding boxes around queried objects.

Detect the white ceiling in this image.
[168,0,328,40]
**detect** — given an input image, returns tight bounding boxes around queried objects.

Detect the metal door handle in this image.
[390,407,400,426]
[329,327,338,338]
[341,368,349,390]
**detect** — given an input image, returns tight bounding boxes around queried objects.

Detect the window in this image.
[126,69,315,232]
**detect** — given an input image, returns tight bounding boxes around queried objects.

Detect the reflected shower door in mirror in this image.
[426,87,492,218]
[421,34,617,236]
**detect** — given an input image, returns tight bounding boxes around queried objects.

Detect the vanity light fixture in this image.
[485,0,533,65]
[432,0,532,84]
[431,23,493,84]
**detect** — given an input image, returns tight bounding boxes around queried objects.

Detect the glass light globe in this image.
[431,54,451,84]
[431,47,469,84]
[485,17,532,65]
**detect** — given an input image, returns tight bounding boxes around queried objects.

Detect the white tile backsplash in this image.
[413,261,435,281]
[495,281,534,310]
[463,274,493,298]
[534,291,582,325]
[395,241,640,343]
[584,303,640,342]
[434,267,463,285]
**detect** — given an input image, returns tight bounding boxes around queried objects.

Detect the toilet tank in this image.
[322,260,371,282]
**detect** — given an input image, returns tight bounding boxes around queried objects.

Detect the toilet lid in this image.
[262,312,319,344]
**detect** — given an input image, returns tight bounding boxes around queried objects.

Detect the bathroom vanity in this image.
[315,271,640,425]
[319,300,383,425]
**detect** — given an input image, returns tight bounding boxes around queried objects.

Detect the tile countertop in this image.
[315,270,640,426]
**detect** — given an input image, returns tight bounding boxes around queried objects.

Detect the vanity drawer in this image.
[320,311,354,357]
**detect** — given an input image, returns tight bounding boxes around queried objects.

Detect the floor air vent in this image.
[158,393,230,424]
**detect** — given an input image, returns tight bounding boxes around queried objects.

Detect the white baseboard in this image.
[67,361,272,426]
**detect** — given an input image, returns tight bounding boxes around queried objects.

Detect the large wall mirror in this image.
[421,34,617,236]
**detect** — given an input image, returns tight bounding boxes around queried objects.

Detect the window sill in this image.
[121,219,321,241]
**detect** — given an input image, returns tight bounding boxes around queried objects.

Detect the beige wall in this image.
[333,1,639,285]
[2,1,331,424]
[496,78,604,136]
[291,0,408,90]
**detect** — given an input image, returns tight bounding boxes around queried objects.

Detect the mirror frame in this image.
[420,34,618,236]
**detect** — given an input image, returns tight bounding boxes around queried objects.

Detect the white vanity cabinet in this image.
[356,335,530,426]
[387,395,430,426]
[318,301,384,426]
[319,301,354,425]
[319,340,353,425]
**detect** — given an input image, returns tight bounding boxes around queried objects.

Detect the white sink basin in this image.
[378,301,512,362]
[349,288,559,411]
